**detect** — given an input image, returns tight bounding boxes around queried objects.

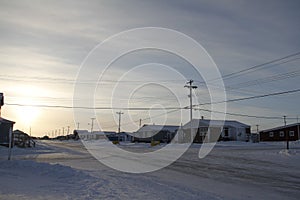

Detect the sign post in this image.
[0,92,3,118]
[8,127,12,160]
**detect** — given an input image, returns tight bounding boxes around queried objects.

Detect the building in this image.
[106,132,133,142]
[0,117,15,147]
[74,130,133,142]
[75,130,109,140]
[180,119,251,143]
[13,130,35,147]
[133,124,179,143]
[259,123,300,141]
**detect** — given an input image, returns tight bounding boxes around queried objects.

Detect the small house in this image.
[181,119,251,143]
[106,132,133,142]
[75,130,115,140]
[259,123,300,141]
[0,117,15,147]
[133,124,179,143]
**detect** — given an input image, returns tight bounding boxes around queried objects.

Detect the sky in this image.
[0,0,300,136]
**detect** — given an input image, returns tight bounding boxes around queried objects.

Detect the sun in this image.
[16,104,40,125]
[13,85,43,127]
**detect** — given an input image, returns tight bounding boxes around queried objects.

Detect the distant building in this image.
[259,123,300,141]
[76,130,109,140]
[133,124,179,143]
[0,117,15,147]
[180,119,251,143]
[74,130,134,142]
[106,132,133,142]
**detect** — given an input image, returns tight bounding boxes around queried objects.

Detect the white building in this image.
[77,130,108,140]
[179,119,251,143]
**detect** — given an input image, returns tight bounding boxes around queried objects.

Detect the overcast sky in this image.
[0,0,300,136]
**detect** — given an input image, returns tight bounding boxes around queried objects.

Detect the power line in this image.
[226,69,300,90]
[195,108,297,120]
[4,103,182,110]
[5,88,300,109]
[195,88,300,106]
[1,52,299,85]
[217,52,300,81]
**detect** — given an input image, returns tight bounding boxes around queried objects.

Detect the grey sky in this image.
[0,0,299,135]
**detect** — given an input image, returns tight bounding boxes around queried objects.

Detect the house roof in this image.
[13,129,29,136]
[184,119,250,129]
[0,117,15,124]
[137,124,179,133]
[260,123,300,133]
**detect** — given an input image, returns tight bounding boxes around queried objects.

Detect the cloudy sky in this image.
[0,0,300,136]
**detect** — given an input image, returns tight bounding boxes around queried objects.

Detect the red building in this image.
[259,123,300,141]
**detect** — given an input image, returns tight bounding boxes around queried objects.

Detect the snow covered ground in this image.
[0,140,300,200]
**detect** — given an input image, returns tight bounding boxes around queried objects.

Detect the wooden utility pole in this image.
[90,118,95,133]
[256,124,260,142]
[284,115,289,150]
[184,80,197,143]
[116,111,124,134]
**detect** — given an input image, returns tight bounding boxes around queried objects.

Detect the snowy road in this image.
[1,140,300,200]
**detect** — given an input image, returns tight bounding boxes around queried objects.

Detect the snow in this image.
[0,160,104,200]
[0,140,300,200]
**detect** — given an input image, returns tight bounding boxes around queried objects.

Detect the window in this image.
[289,131,295,137]
[279,131,284,137]
[269,132,274,137]
[224,128,229,137]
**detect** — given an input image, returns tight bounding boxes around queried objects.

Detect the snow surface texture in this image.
[0,140,300,200]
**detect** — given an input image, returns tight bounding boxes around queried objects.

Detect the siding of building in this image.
[182,119,251,143]
[0,118,15,147]
[133,125,179,143]
[260,123,300,141]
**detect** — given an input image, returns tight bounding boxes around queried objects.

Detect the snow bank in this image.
[0,160,103,200]
[278,149,298,156]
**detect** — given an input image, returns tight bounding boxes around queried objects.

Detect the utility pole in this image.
[62,127,65,136]
[256,125,260,142]
[77,122,80,130]
[284,115,289,150]
[67,126,70,135]
[90,118,95,133]
[117,111,124,134]
[139,119,142,128]
[297,115,300,144]
[184,80,197,143]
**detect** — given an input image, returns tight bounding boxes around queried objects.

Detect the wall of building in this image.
[0,123,14,146]
[260,125,299,141]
